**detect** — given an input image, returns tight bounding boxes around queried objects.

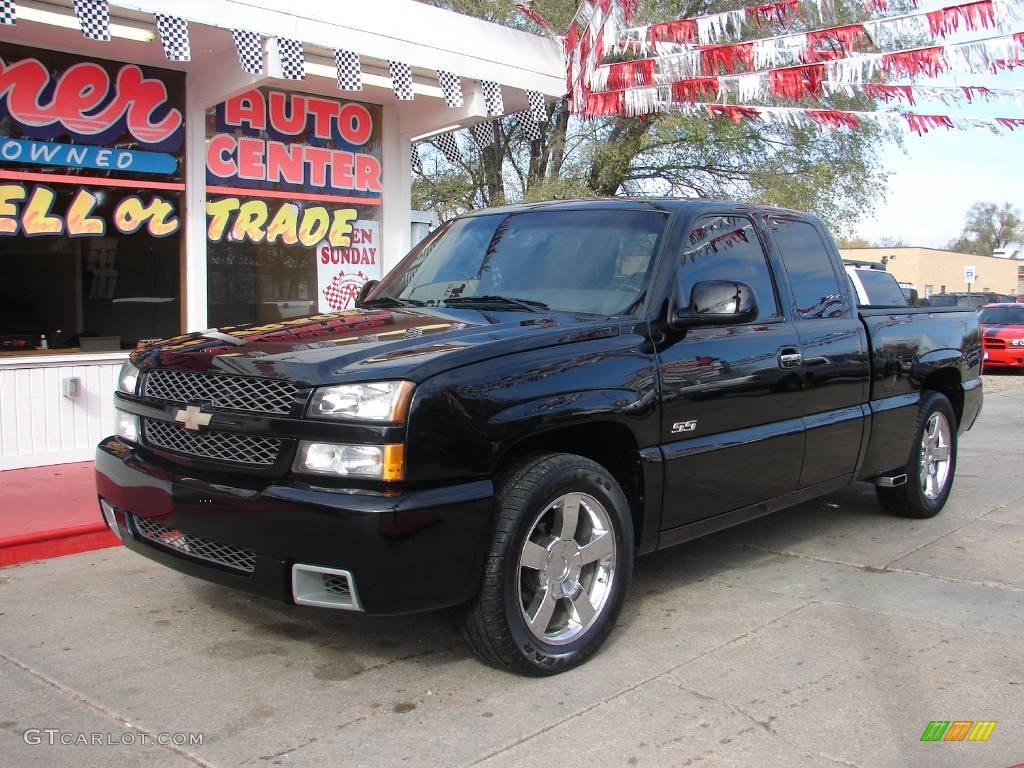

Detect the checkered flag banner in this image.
[323,271,368,311]
[277,38,305,80]
[1,0,15,26]
[335,49,362,91]
[437,71,463,108]
[232,29,264,75]
[155,14,190,62]
[410,143,423,174]
[527,91,547,123]
[519,112,542,142]
[470,121,495,149]
[481,80,504,117]
[389,61,414,101]
[73,0,110,41]
[434,132,462,165]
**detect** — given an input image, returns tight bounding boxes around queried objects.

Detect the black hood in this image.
[131,307,618,386]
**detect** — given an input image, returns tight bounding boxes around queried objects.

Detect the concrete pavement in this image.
[2,375,1023,768]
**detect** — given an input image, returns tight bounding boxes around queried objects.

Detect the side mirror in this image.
[671,280,758,329]
[354,279,380,307]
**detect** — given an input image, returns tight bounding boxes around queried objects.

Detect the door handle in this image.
[778,347,803,369]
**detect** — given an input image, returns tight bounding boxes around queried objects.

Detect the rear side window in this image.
[681,215,780,322]
[855,270,907,306]
[771,218,848,319]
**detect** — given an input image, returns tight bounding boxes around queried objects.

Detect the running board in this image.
[875,474,907,488]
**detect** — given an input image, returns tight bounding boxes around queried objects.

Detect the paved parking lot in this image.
[2,374,1023,768]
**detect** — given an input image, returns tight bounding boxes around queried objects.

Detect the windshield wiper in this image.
[443,295,549,312]
[358,296,426,308]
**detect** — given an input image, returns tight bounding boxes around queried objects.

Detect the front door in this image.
[658,213,805,531]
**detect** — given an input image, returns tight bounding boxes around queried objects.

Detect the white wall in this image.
[0,354,128,470]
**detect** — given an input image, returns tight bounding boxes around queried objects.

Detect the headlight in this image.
[114,409,140,443]
[117,361,140,394]
[1012,338,1024,347]
[307,381,413,421]
[293,441,404,480]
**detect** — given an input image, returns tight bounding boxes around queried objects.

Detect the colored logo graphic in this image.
[323,270,368,312]
[920,720,997,742]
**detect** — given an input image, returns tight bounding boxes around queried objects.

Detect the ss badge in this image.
[671,420,698,434]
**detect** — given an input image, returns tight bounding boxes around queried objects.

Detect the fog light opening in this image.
[291,564,362,611]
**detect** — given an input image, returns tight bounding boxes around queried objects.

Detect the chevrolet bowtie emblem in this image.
[174,405,213,431]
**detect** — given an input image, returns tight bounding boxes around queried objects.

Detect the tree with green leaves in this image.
[948,202,1024,257]
[414,0,898,236]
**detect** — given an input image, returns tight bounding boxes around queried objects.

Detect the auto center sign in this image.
[208,90,381,197]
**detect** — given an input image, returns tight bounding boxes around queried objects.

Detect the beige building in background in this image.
[840,247,1024,297]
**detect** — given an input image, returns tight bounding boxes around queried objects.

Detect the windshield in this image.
[370,209,668,315]
[978,306,1024,324]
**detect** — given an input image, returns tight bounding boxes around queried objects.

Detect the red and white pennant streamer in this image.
[587,31,1024,97]
[567,0,1024,135]
[619,0,919,50]
[677,102,1024,135]
[589,2,1024,90]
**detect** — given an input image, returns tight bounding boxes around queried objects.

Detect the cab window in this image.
[680,215,780,322]
[771,218,848,319]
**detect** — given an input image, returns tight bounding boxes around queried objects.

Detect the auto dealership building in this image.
[0,0,563,469]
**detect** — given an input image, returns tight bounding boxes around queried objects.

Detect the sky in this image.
[848,6,1024,247]
[855,119,1024,248]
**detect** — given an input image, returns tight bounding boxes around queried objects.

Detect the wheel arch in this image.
[495,420,654,556]
[921,366,963,426]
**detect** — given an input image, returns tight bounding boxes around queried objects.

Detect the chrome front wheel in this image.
[456,452,634,675]
[517,492,616,646]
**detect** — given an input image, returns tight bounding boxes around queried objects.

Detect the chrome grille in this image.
[133,515,256,573]
[143,369,298,415]
[143,418,281,465]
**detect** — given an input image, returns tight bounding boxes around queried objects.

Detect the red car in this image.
[979,303,1024,369]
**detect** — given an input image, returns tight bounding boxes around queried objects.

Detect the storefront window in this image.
[205,88,383,327]
[0,43,184,353]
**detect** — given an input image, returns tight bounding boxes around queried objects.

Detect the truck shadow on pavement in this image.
[178,483,886,674]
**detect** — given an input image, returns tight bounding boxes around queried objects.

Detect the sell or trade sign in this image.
[317,220,381,311]
[0,182,179,237]
[206,198,357,248]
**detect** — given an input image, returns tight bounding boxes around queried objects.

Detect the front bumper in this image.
[982,348,1024,368]
[95,437,494,615]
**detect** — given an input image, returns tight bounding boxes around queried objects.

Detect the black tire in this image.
[875,391,958,519]
[457,452,634,675]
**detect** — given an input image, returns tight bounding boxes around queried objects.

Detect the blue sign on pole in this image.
[0,138,178,175]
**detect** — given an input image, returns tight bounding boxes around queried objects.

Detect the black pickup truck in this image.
[96,199,983,675]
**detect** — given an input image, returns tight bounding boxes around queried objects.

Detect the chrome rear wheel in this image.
[876,392,958,519]
[919,411,952,501]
